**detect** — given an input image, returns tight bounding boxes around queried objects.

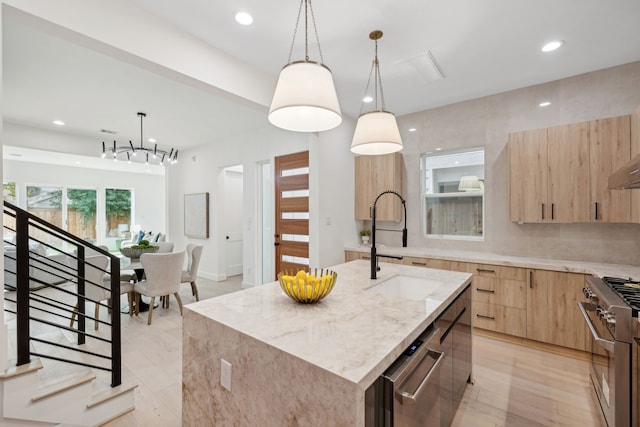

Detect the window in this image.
[421,148,484,239]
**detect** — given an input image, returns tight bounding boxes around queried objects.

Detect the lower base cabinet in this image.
[345,251,590,352]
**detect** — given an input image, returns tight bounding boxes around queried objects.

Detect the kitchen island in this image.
[182,260,472,426]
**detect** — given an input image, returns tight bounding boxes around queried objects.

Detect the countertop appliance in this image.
[580,276,640,426]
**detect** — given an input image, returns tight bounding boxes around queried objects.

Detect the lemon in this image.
[295,270,307,282]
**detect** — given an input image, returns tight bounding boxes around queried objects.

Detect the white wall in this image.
[392,61,640,265]
[3,155,166,239]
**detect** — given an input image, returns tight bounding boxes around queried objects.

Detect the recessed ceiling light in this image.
[435,147,443,151]
[538,101,552,107]
[541,40,564,53]
[235,11,253,26]
[74,161,81,165]
[408,128,417,132]
[53,120,65,126]
[363,95,373,103]
[148,138,156,143]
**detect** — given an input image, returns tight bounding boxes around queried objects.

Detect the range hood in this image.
[608,153,640,189]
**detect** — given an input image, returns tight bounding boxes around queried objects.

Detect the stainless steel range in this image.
[579,276,640,427]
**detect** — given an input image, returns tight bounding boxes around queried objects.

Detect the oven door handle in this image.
[577,302,615,353]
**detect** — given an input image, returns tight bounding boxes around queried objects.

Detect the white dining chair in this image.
[181,244,203,301]
[69,254,134,330]
[134,251,185,325]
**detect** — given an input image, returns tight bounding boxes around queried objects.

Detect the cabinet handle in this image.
[551,203,555,220]
[476,288,495,293]
[541,203,545,220]
[594,202,599,220]
[529,271,533,289]
[476,268,496,274]
[411,261,427,266]
[476,314,495,320]
[361,256,371,260]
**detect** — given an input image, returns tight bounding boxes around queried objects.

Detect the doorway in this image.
[223,165,243,277]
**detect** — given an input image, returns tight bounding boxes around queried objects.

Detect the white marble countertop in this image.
[345,245,640,280]
[185,260,472,389]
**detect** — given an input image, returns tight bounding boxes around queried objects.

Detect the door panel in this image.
[275,151,309,277]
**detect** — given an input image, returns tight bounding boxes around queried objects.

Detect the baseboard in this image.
[199,271,227,282]
[473,328,590,361]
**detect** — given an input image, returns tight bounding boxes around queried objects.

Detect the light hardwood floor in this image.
[5,279,606,427]
[452,336,606,427]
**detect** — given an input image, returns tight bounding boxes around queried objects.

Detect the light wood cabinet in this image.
[510,115,632,223]
[354,153,403,221]
[470,264,528,338]
[548,122,591,222]
[631,106,640,222]
[510,122,590,222]
[589,115,632,222]
[509,128,548,222]
[344,250,590,351]
[526,269,589,351]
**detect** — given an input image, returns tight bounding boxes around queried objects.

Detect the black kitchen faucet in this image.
[370,190,407,279]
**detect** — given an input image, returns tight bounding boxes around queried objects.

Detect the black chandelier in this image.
[101,112,178,165]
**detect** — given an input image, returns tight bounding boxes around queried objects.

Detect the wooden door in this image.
[526,269,588,351]
[509,129,548,222]
[274,151,309,277]
[547,122,590,222]
[589,115,631,222]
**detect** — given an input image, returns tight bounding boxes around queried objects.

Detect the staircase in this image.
[1,202,137,426]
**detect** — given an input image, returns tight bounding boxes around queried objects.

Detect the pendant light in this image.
[268,0,342,132]
[351,30,402,155]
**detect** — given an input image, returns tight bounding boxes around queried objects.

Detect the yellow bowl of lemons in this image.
[278,268,337,304]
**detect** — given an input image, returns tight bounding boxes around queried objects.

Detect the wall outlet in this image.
[221,359,232,391]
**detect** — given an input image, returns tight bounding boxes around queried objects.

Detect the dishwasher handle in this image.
[398,349,445,405]
[577,301,615,353]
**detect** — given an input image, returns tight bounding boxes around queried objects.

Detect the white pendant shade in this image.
[350,111,403,155]
[268,61,342,132]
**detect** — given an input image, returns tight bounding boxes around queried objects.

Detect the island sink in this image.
[365,274,446,301]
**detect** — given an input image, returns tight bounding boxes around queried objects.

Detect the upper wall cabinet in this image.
[354,153,403,221]
[510,122,590,222]
[509,115,631,224]
[629,106,640,222]
[589,115,631,222]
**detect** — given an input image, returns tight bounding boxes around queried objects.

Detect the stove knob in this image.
[583,287,590,298]
[605,316,616,327]
[589,294,599,304]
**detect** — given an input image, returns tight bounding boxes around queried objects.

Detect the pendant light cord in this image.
[286,0,324,64]
[359,33,387,115]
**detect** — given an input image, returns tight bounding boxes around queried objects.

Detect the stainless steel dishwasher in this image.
[381,325,444,426]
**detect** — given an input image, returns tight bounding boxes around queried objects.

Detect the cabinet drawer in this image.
[471,263,526,281]
[344,251,371,262]
[473,302,526,337]
[402,256,451,270]
[473,277,526,309]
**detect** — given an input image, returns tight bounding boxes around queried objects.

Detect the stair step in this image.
[87,382,138,408]
[93,405,136,426]
[0,358,43,379]
[32,369,96,402]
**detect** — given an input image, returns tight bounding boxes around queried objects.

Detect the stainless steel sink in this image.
[365,274,445,301]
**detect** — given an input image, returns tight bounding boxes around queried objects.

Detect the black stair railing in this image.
[3,201,123,387]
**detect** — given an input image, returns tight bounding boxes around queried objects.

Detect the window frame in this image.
[420,147,485,241]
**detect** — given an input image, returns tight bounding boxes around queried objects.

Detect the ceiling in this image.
[3,0,640,166]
